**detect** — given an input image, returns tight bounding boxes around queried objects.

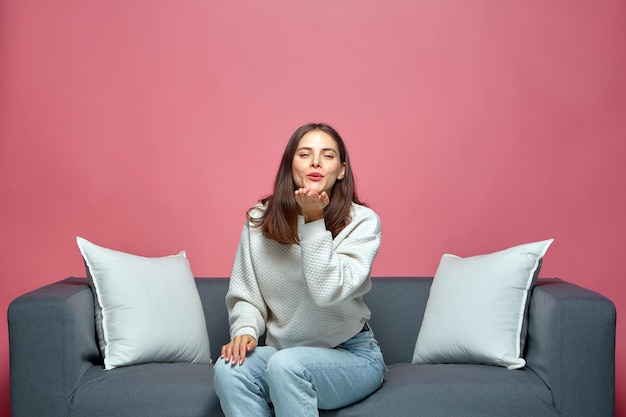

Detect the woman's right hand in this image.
[220,335,257,365]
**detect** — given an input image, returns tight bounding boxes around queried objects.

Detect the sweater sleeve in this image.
[298,205,381,307]
[225,223,267,341]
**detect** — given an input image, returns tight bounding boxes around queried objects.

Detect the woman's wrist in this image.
[302,210,324,223]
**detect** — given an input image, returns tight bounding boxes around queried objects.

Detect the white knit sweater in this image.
[226,202,382,349]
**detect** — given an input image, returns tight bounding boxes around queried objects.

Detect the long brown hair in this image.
[248,123,363,244]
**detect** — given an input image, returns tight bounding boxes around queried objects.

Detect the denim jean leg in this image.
[212,346,278,417]
[265,330,386,417]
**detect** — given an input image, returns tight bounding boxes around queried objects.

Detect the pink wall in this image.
[1,1,624,416]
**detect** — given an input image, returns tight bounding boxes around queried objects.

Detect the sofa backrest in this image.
[364,277,432,364]
[195,278,231,362]
[194,277,433,365]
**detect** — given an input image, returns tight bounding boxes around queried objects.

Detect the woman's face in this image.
[292,130,346,196]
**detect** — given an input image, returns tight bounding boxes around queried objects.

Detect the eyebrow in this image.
[296,147,338,154]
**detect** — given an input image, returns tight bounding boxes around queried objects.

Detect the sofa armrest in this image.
[525,278,616,417]
[8,278,100,417]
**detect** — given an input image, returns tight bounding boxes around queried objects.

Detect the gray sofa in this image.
[9,277,616,417]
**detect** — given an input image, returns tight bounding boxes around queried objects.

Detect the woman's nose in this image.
[311,159,321,168]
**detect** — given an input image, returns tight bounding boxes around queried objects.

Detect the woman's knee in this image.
[265,349,308,383]
[212,358,241,389]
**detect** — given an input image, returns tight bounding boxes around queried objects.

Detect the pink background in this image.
[1,1,624,416]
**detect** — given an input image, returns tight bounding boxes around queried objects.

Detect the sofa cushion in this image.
[412,239,553,369]
[321,363,556,417]
[70,363,223,417]
[76,237,211,370]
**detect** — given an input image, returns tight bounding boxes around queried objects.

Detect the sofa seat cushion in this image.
[70,363,223,417]
[321,363,557,417]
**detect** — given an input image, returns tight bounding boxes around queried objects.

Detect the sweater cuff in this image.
[234,327,257,341]
[299,218,326,241]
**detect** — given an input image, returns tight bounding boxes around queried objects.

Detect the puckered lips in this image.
[307,173,324,181]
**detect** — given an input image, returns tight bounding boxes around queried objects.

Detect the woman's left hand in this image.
[295,188,329,222]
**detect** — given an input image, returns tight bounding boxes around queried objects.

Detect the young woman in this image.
[213,122,386,417]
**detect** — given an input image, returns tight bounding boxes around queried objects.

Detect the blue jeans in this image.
[212,326,387,417]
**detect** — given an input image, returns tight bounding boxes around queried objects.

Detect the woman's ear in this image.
[338,162,346,180]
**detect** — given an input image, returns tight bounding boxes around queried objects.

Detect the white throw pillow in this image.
[412,239,554,370]
[76,237,212,370]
